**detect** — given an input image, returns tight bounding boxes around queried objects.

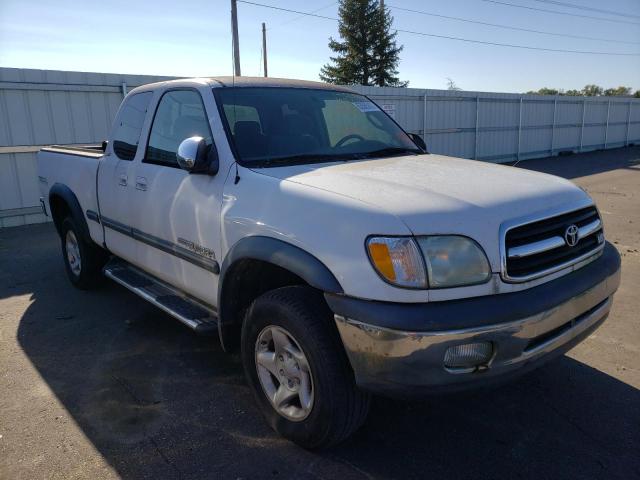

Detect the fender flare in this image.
[217,236,343,349]
[48,183,91,242]
[219,236,343,296]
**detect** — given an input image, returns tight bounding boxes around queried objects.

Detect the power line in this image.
[236,0,640,56]
[388,4,640,45]
[478,0,640,26]
[396,27,640,56]
[238,1,337,22]
[271,1,338,29]
[530,0,640,20]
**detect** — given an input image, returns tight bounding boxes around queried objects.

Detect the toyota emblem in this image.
[564,224,579,247]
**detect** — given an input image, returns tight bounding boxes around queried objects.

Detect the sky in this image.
[0,0,639,93]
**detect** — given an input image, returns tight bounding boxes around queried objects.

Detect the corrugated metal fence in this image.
[355,85,640,162]
[0,68,172,227]
[1,67,639,227]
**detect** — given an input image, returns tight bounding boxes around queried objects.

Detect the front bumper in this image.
[326,242,621,396]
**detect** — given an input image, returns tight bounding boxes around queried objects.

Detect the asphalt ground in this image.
[1,146,639,479]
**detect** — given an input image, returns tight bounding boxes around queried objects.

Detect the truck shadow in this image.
[7,226,640,479]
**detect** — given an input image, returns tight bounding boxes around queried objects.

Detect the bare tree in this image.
[446,78,461,91]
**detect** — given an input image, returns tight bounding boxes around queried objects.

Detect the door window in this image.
[112,91,152,160]
[145,90,213,167]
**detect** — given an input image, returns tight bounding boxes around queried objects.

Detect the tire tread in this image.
[242,286,370,449]
[60,216,107,289]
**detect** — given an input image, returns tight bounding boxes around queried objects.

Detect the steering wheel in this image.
[335,134,366,148]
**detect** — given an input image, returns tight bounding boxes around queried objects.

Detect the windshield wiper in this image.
[251,148,421,167]
[254,153,357,167]
[355,147,422,159]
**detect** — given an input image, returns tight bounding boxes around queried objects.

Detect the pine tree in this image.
[371,3,407,87]
[320,0,407,87]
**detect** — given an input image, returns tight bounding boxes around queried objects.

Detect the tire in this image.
[241,286,370,449]
[60,216,107,290]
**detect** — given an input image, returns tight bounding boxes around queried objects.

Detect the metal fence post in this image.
[121,81,128,97]
[517,97,523,161]
[626,101,632,146]
[551,97,557,155]
[474,96,480,159]
[579,99,586,152]
[423,93,427,142]
[604,99,610,149]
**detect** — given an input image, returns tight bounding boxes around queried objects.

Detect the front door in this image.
[128,88,225,307]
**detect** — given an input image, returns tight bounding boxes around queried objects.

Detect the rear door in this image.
[98,91,153,263]
[128,88,225,307]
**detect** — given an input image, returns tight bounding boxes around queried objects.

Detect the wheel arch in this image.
[217,236,343,351]
[48,183,91,242]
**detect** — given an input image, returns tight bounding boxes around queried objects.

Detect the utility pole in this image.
[380,0,384,12]
[262,22,268,77]
[231,0,241,76]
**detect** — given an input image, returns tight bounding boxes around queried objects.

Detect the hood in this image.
[252,154,591,270]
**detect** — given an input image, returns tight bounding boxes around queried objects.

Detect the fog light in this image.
[444,342,493,371]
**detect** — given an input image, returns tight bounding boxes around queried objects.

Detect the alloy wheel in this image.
[255,325,314,421]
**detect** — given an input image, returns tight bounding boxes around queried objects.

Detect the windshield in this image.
[214,87,422,166]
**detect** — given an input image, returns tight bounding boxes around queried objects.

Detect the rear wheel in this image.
[60,217,106,289]
[241,286,370,449]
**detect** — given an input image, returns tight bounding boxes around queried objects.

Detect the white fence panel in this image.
[352,86,640,163]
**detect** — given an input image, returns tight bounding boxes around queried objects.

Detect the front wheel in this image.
[241,286,370,449]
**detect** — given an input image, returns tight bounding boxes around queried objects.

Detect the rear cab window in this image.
[223,104,261,133]
[112,92,153,160]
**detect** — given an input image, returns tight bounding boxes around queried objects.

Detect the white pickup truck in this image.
[38,77,621,448]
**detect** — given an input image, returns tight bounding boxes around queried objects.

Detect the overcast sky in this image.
[1,0,638,93]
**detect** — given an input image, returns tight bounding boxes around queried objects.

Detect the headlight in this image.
[366,237,427,288]
[416,236,491,288]
[366,235,491,289]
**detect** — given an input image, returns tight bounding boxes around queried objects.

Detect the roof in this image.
[128,76,357,95]
[209,76,356,92]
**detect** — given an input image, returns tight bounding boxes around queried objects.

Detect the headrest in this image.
[174,115,206,140]
[234,121,262,137]
[283,115,313,135]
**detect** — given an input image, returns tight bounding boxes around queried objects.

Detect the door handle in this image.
[135,177,148,191]
[118,174,128,186]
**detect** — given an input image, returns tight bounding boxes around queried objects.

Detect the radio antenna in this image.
[230,0,241,182]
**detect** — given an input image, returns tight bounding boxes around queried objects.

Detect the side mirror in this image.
[176,136,219,175]
[408,133,427,152]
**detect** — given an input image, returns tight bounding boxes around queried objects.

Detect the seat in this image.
[268,115,320,157]
[234,121,268,159]
[174,115,209,143]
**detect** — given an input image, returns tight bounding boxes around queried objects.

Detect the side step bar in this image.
[103,258,218,335]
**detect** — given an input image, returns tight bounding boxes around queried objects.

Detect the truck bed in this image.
[40,144,104,159]
[37,144,105,246]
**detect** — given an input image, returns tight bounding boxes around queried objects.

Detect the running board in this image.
[103,258,218,335]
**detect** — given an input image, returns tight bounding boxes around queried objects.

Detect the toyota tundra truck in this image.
[37,77,621,449]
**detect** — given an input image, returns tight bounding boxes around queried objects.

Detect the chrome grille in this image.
[503,206,604,281]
